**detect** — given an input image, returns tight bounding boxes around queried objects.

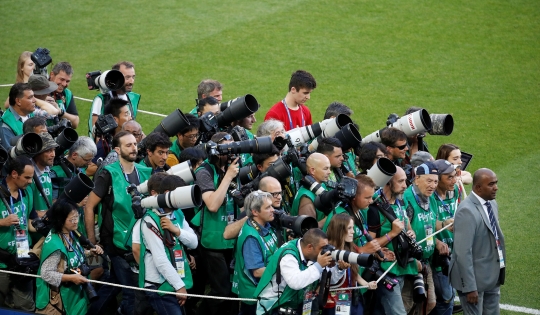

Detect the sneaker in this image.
[452,304,463,313]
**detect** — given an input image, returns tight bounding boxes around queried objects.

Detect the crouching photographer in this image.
[36,199,103,315]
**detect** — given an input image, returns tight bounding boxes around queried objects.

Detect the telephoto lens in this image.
[413,274,427,303]
[330,250,374,267]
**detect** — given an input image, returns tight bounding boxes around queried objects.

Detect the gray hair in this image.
[244,190,272,219]
[52,62,73,76]
[256,119,284,137]
[69,136,97,157]
[197,79,222,99]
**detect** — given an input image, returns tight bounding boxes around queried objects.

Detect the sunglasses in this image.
[392,144,408,150]
[217,134,233,143]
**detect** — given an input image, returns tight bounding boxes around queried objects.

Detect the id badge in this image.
[302,291,313,315]
[15,229,30,259]
[336,292,351,315]
[226,198,235,225]
[498,248,505,268]
[174,250,185,278]
[425,225,434,247]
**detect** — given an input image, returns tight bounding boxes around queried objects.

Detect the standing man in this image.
[93,98,133,162]
[450,169,505,315]
[84,131,151,315]
[49,62,80,128]
[430,159,461,314]
[1,83,35,149]
[232,191,279,315]
[89,61,140,136]
[264,70,316,131]
[0,156,35,312]
[139,132,172,173]
[189,79,223,116]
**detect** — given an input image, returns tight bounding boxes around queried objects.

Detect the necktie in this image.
[485,201,499,239]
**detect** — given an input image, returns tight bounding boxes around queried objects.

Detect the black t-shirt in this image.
[195,167,217,194]
[66,95,78,116]
[93,168,140,198]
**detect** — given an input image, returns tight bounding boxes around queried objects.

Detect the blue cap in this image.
[416,161,439,175]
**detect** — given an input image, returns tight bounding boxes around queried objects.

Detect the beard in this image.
[120,150,137,162]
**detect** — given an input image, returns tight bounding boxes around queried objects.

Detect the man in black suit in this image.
[449,168,506,315]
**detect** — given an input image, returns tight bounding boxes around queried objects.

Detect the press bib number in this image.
[174,249,185,278]
[15,230,30,259]
[302,291,313,315]
[336,292,351,315]
[425,225,434,247]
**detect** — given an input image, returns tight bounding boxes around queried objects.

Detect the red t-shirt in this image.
[264,100,313,131]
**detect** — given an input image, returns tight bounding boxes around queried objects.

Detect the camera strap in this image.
[60,232,85,268]
[143,220,176,248]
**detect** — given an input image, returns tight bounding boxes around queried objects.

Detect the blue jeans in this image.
[429,270,453,315]
[373,275,407,315]
[145,285,183,315]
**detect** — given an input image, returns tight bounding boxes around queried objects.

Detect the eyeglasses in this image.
[183,133,200,140]
[392,144,408,150]
[131,132,143,138]
[68,214,80,223]
[268,192,282,198]
[81,156,93,163]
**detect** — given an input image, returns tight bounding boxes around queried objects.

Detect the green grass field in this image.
[1,0,539,313]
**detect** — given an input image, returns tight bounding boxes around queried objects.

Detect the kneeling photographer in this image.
[36,199,103,315]
[367,167,420,315]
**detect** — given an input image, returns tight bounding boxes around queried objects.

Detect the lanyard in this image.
[378,188,408,230]
[9,189,25,225]
[250,220,278,256]
[61,232,85,267]
[411,186,429,210]
[435,192,454,216]
[282,99,305,130]
[119,163,140,183]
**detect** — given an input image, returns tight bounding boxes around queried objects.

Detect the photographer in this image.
[191,131,239,315]
[316,137,354,186]
[49,62,80,128]
[256,119,286,142]
[23,116,47,134]
[254,228,345,315]
[1,83,36,149]
[380,128,409,166]
[188,79,223,116]
[138,132,172,173]
[291,153,331,226]
[197,96,220,117]
[89,61,140,136]
[166,113,200,167]
[232,191,279,315]
[35,199,103,315]
[137,175,198,315]
[29,133,58,216]
[358,142,387,174]
[322,175,384,257]
[367,167,417,315]
[0,156,36,312]
[430,159,461,314]
[27,75,64,120]
[401,162,445,315]
[93,98,133,163]
[84,131,151,315]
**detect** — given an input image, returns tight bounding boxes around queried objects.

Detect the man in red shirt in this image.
[264,70,316,131]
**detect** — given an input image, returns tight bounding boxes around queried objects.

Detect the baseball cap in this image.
[410,151,433,168]
[37,132,59,153]
[28,75,58,95]
[433,159,457,175]
[415,161,439,175]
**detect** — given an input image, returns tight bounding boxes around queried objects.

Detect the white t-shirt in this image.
[91,93,128,115]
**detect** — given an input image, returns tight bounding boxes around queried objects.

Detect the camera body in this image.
[31,48,52,75]
[95,114,118,137]
[362,260,399,291]
[47,118,72,138]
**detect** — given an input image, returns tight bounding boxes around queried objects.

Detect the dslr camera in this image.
[31,48,52,76]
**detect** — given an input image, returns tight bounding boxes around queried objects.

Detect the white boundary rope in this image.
[1,84,168,118]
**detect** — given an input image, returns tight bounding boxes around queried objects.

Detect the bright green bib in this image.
[0,190,33,268]
[290,185,327,221]
[430,185,460,253]
[30,171,53,211]
[403,186,438,260]
[36,231,88,315]
[88,92,141,136]
[232,221,278,303]
[1,108,34,135]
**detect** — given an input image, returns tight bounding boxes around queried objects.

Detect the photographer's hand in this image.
[90,245,104,256]
[224,157,240,181]
[64,273,89,285]
[0,214,19,227]
[390,219,404,237]
[337,260,350,270]
[176,287,187,306]
[406,229,416,239]
[436,240,449,256]
[160,217,180,237]
[317,251,333,268]
[359,239,381,255]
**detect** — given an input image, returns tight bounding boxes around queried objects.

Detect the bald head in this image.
[122,120,143,142]
[472,168,498,200]
[306,153,331,183]
[259,176,282,208]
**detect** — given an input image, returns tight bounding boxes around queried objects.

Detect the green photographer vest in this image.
[254,240,316,313]
[403,186,438,260]
[239,130,255,166]
[371,193,418,276]
[169,140,183,162]
[345,151,359,176]
[0,108,35,136]
[88,92,141,136]
[36,231,88,315]
[138,210,193,291]
[321,206,367,249]
[54,88,73,111]
[290,185,327,221]
[430,185,460,254]
[0,189,33,269]
[232,220,278,304]
[190,162,237,250]
[102,161,151,250]
[30,170,53,211]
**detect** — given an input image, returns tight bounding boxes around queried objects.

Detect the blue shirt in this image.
[243,220,272,282]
